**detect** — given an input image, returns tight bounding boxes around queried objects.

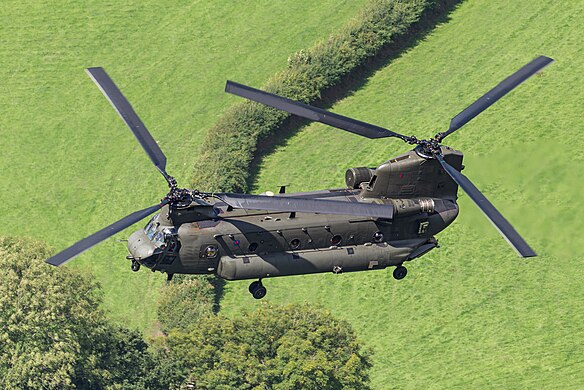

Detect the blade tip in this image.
[85,67,103,74]
[45,258,62,267]
[539,55,554,62]
[225,80,238,93]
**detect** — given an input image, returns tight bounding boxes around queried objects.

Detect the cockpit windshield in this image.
[152,231,165,246]
[144,214,160,240]
[144,215,177,248]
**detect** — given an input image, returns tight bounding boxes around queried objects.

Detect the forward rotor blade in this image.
[46,203,165,266]
[435,155,536,257]
[218,193,393,219]
[86,67,171,182]
[225,81,411,141]
[438,56,553,141]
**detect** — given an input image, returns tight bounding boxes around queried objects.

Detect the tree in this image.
[164,304,372,389]
[0,236,165,389]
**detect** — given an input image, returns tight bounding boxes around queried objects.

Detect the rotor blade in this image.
[225,81,412,141]
[218,193,393,219]
[46,203,165,266]
[86,67,171,182]
[435,155,536,257]
[438,56,553,141]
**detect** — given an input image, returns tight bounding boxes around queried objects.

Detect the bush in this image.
[192,0,440,193]
[162,304,372,389]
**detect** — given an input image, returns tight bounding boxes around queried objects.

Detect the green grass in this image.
[219,0,584,388]
[0,0,367,331]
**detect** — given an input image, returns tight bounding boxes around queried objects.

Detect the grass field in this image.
[0,0,367,330]
[219,0,584,388]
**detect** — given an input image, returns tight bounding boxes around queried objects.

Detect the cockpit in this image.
[144,215,177,248]
[126,214,181,272]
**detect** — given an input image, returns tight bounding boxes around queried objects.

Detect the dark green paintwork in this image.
[128,147,462,281]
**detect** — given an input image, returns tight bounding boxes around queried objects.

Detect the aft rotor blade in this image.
[437,56,553,141]
[219,193,393,219]
[435,155,536,257]
[46,203,165,267]
[86,67,171,183]
[225,81,412,141]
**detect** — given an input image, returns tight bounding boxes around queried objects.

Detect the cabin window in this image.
[331,235,342,246]
[290,239,301,250]
[204,245,219,258]
[373,231,384,242]
[248,242,258,252]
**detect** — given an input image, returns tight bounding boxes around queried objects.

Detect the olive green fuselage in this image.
[128,146,463,281]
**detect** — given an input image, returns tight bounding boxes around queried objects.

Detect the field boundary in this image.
[191,0,462,194]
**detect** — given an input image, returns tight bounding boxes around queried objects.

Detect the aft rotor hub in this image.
[413,139,443,159]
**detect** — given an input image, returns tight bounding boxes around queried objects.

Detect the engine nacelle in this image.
[345,167,373,189]
[390,198,435,216]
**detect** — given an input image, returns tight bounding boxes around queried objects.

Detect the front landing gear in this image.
[131,260,140,272]
[393,265,407,280]
[249,280,267,299]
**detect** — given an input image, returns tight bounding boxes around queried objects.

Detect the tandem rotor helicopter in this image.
[47,56,552,299]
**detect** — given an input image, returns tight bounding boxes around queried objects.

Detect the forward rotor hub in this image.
[164,186,194,207]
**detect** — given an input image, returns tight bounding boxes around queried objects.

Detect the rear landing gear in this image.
[249,280,267,299]
[131,260,140,272]
[393,265,407,280]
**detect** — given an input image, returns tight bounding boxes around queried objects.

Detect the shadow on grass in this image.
[246,0,463,191]
[210,275,226,313]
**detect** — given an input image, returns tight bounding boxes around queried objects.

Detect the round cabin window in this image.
[373,231,384,242]
[331,235,342,246]
[290,238,301,250]
[248,242,258,252]
[205,245,219,258]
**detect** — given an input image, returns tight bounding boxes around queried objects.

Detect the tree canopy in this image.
[0,236,162,389]
[163,304,372,389]
[1,237,372,389]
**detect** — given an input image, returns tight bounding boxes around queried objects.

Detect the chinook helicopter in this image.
[47,56,552,299]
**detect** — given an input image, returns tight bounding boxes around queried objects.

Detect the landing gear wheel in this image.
[249,280,261,294]
[393,265,407,280]
[249,280,267,299]
[252,285,267,300]
[131,260,140,272]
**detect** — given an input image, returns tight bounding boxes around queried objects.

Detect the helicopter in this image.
[47,56,552,299]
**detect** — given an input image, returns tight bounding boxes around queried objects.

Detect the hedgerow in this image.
[156,274,224,334]
[192,0,445,193]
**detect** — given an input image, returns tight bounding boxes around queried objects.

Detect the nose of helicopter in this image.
[127,229,157,264]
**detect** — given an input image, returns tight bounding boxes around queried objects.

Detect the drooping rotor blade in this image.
[437,56,553,141]
[225,81,412,141]
[86,67,173,184]
[46,203,165,266]
[435,155,536,257]
[218,193,393,219]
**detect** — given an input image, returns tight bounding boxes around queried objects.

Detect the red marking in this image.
[399,173,404,179]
